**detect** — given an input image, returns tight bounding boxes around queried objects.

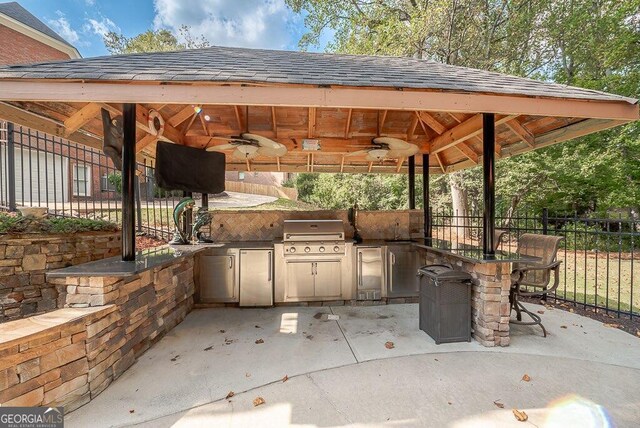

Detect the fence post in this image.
[6,122,16,212]
[135,174,142,233]
[542,208,548,235]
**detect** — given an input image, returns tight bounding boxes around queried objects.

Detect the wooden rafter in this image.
[234,105,243,132]
[430,114,517,154]
[64,102,101,135]
[182,113,198,137]
[435,153,446,173]
[505,118,534,147]
[454,144,479,164]
[167,105,196,127]
[378,109,388,135]
[367,161,373,173]
[407,114,419,140]
[271,106,278,138]
[199,114,210,136]
[344,108,353,138]
[340,155,345,173]
[417,111,447,134]
[276,156,281,171]
[396,157,405,173]
[308,107,316,138]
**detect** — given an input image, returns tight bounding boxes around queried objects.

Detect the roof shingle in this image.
[0,44,635,104]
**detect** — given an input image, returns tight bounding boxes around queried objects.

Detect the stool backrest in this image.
[514,234,563,287]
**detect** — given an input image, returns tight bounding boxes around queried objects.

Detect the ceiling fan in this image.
[346,137,419,161]
[206,133,287,160]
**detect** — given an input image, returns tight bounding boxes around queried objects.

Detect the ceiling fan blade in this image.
[206,143,236,151]
[210,136,239,141]
[232,149,258,160]
[241,133,280,149]
[387,145,419,158]
[258,145,288,157]
[345,149,371,157]
[373,137,411,150]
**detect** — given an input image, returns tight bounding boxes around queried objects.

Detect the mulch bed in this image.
[135,234,167,250]
[521,296,640,338]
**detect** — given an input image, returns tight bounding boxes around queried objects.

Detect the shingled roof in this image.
[0,2,75,48]
[0,45,635,105]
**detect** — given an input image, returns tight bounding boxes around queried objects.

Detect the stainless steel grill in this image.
[282,220,346,256]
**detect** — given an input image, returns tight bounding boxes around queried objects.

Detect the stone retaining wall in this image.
[0,255,194,409]
[419,248,511,347]
[0,232,121,322]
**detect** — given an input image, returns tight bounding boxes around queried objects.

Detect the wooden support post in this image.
[408,155,416,209]
[122,103,137,261]
[422,153,431,240]
[483,113,496,256]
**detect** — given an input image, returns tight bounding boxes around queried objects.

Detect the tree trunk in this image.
[450,180,470,240]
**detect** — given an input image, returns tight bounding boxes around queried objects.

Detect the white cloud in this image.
[47,10,79,43]
[84,16,120,37]
[152,0,301,49]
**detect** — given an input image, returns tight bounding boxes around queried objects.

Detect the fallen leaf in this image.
[636,330,640,337]
[537,310,545,314]
[170,355,180,362]
[569,308,575,313]
[253,397,265,407]
[220,329,226,333]
[246,372,251,377]
[447,402,452,405]
[282,375,289,383]
[560,325,568,329]
[226,391,235,399]
[255,325,261,328]
[204,346,213,351]
[512,409,528,422]
[604,323,620,328]
[255,339,264,344]
[129,409,135,414]
[385,341,395,349]
[493,400,505,409]
[521,374,531,382]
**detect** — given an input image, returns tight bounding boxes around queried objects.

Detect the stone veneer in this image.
[419,248,511,347]
[206,209,425,242]
[0,255,194,409]
[0,232,121,322]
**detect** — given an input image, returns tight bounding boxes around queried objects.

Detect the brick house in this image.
[0,2,118,206]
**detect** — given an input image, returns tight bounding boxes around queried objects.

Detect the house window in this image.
[100,174,116,192]
[73,164,91,196]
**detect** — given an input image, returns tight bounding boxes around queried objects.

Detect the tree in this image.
[287,0,640,218]
[103,25,209,55]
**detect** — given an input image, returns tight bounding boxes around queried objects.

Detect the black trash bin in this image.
[417,264,472,344]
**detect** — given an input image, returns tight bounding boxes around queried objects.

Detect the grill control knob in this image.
[304,247,311,253]
[290,247,296,253]
[319,246,325,252]
[333,246,340,252]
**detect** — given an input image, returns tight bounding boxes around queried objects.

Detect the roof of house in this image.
[0,2,75,48]
[0,45,635,104]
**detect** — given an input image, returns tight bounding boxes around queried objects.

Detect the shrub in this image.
[0,213,119,234]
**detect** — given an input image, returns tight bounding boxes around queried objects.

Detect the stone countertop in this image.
[46,241,277,278]
[412,238,540,264]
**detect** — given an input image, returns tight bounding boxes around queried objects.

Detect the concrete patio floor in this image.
[67,303,640,428]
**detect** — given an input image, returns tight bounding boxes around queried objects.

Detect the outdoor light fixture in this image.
[204,114,211,121]
[193,105,202,114]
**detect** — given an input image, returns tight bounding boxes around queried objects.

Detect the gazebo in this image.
[0,45,637,259]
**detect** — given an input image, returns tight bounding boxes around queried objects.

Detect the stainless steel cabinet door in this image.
[357,247,384,290]
[387,244,420,297]
[314,260,342,298]
[239,250,273,306]
[198,254,238,302]
[285,261,315,299]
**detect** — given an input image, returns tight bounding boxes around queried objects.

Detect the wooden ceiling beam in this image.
[0,101,102,149]
[308,107,316,138]
[234,105,243,132]
[344,108,352,138]
[417,111,447,134]
[167,105,196,127]
[271,106,278,138]
[378,109,388,135]
[63,102,102,136]
[430,113,517,154]
[505,118,534,147]
[454,144,479,164]
[407,114,419,140]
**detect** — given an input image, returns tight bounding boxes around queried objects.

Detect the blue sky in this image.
[16,0,328,57]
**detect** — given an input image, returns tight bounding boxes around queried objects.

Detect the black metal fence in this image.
[0,121,181,240]
[1,121,638,319]
[431,207,639,319]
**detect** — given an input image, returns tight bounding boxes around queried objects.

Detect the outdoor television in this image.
[154,141,226,194]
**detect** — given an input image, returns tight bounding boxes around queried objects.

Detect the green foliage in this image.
[107,172,122,193]
[0,213,118,234]
[287,0,640,215]
[103,25,209,55]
